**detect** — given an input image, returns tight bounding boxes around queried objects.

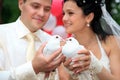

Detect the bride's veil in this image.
[100,0,120,47]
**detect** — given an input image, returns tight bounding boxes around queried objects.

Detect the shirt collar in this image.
[15,17,40,41]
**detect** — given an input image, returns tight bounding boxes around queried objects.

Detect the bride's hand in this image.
[72,49,91,74]
[63,49,91,74]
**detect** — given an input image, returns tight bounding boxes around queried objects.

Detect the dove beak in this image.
[62,38,65,41]
[60,41,66,46]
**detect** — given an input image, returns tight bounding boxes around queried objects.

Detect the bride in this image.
[55,0,120,80]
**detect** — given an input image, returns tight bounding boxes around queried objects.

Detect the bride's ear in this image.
[86,13,94,23]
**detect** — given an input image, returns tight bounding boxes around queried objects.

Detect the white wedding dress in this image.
[48,36,111,80]
[76,36,111,80]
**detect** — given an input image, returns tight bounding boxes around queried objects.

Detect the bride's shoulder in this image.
[105,35,120,48]
[106,35,120,42]
[102,35,120,56]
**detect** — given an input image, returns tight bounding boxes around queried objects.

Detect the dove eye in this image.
[56,36,59,38]
[69,39,72,41]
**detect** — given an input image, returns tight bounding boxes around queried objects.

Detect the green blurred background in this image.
[0,0,120,24]
[0,0,20,24]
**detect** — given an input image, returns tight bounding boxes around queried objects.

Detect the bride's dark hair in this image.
[64,0,112,41]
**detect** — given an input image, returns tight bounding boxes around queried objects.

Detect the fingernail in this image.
[72,58,75,61]
[76,70,79,73]
[72,64,77,67]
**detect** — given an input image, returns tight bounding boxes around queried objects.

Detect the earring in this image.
[95,0,97,4]
[83,0,86,3]
[87,23,90,27]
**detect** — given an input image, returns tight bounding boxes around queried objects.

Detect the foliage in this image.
[110,1,120,25]
[1,0,20,23]
[1,0,120,25]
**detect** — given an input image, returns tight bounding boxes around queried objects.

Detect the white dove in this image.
[43,35,63,80]
[62,37,87,80]
[43,35,63,57]
[62,37,85,58]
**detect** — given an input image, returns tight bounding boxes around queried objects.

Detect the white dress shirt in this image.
[0,18,51,80]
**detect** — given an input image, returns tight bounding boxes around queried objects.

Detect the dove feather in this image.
[43,35,62,56]
[62,37,85,58]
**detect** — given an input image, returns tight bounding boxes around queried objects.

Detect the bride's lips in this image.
[64,23,71,28]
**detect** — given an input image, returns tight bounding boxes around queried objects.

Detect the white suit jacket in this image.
[0,18,51,80]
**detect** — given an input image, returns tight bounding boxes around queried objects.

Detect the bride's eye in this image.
[68,12,74,15]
